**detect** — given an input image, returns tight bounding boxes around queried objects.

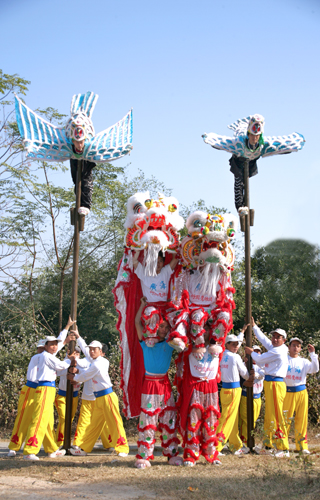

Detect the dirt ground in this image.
[1,435,320,500]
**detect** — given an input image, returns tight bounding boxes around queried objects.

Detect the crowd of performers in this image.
[7,250,319,465]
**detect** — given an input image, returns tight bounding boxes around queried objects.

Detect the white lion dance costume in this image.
[15,91,133,213]
[174,210,238,465]
[202,114,305,213]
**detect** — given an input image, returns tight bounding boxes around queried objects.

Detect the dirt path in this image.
[1,441,320,500]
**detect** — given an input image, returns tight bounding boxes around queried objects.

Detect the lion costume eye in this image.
[168,203,177,213]
[193,219,202,228]
[144,199,153,209]
[133,203,143,214]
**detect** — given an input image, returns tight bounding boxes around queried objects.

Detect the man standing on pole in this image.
[202,114,305,450]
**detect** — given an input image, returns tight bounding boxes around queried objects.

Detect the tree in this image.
[233,239,320,344]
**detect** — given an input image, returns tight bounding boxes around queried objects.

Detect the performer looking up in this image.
[8,318,74,458]
[216,332,253,456]
[134,296,182,469]
[230,344,265,452]
[70,327,117,452]
[283,338,319,454]
[22,336,74,461]
[67,337,129,458]
[244,318,289,458]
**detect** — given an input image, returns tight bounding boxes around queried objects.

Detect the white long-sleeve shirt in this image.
[253,364,265,394]
[285,353,319,387]
[74,356,112,393]
[220,350,249,383]
[37,351,71,382]
[25,329,68,384]
[26,354,41,383]
[58,355,81,393]
[189,346,219,380]
[251,325,288,378]
[76,336,96,401]
[135,262,173,302]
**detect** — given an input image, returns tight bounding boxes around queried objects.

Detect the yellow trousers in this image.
[80,392,129,454]
[9,385,36,451]
[54,394,79,446]
[73,400,112,448]
[283,389,308,451]
[216,387,242,452]
[263,380,287,450]
[23,386,58,456]
[237,395,262,445]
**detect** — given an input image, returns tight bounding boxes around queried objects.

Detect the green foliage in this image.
[233,239,320,344]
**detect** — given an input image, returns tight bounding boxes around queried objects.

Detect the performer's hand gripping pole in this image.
[244,159,254,451]
[63,159,83,452]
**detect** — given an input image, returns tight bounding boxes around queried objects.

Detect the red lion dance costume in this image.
[175,210,238,465]
[113,191,188,466]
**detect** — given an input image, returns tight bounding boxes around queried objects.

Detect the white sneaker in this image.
[183,460,195,467]
[78,207,90,216]
[47,449,66,458]
[301,449,311,455]
[275,450,290,458]
[213,459,222,465]
[234,448,244,456]
[241,446,250,454]
[71,445,80,450]
[69,448,87,456]
[7,450,16,457]
[23,454,39,461]
[117,452,128,457]
[218,452,225,456]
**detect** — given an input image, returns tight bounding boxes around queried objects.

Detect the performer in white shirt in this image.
[7,320,72,458]
[54,348,81,447]
[67,339,129,457]
[71,331,115,451]
[245,318,289,458]
[283,337,319,454]
[216,331,253,455]
[22,335,73,461]
[233,345,265,451]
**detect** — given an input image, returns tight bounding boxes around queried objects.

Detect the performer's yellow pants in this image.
[9,385,36,451]
[54,394,79,447]
[73,399,113,449]
[263,380,287,450]
[283,389,308,451]
[23,386,58,455]
[80,392,129,454]
[216,387,242,452]
[236,395,262,445]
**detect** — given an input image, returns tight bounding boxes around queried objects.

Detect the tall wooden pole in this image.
[63,159,83,451]
[244,159,254,450]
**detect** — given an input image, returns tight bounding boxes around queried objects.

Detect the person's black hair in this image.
[101,343,109,355]
[158,250,164,260]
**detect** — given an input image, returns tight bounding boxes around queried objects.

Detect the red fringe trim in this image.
[137,439,156,449]
[136,454,154,460]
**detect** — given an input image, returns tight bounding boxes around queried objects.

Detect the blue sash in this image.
[222,382,240,389]
[94,387,113,398]
[26,381,38,389]
[286,385,306,393]
[37,381,56,387]
[265,376,284,382]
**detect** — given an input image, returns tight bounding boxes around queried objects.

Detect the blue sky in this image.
[1,0,319,252]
